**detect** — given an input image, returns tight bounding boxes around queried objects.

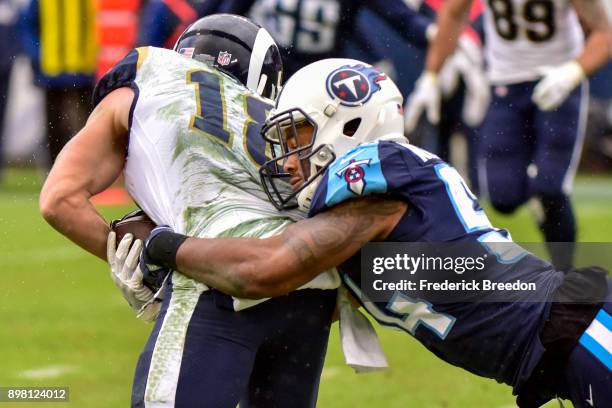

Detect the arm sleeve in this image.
[365,0,433,48]
[92,48,142,107]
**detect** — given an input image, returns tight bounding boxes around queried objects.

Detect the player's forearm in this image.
[156,198,406,298]
[425,0,472,73]
[174,236,306,298]
[40,185,109,260]
[40,88,131,261]
[577,31,612,76]
[574,0,612,75]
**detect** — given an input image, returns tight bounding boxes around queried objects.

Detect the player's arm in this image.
[39,88,133,260]
[147,197,407,298]
[573,0,612,75]
[424,0,473,74]
[403,0,473,131]
[533,0,612,110]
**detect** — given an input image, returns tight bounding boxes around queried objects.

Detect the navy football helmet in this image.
[174,14,283,99]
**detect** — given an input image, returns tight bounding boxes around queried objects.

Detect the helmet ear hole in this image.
[343,118,361,137]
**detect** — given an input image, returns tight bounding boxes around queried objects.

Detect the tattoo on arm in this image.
[280,197,406,270]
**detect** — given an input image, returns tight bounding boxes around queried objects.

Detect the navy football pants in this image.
[480,81,588,209]
[131,284,336,408]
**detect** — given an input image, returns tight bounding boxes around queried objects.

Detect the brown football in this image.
[111,210,157,246]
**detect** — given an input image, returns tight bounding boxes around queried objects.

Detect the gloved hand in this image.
[107,232,161,322]
[139,225,174,292]
[436,34,490,127]
[404,71,441,133]
[532,61,585,111]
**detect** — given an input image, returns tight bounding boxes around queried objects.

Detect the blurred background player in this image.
[409,0,612,271]
[138,0,224,48]
[217,0,433,78]
[19,0,97,168]
[404,0,489,193]
[0,0,20,183]
[139,0,481,80]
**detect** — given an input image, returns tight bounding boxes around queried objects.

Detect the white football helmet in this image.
[259,58,404,210]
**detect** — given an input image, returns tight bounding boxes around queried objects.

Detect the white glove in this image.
[532,61,585,111]
[404,71,441,133]
[107,232,161,322]
[438,35,490,127]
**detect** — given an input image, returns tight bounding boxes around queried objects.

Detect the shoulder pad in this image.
[309,141,410,216]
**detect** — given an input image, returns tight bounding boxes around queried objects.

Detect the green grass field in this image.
[1,168,610,407]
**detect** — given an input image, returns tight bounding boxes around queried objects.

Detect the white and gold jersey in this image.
[93,47,339,308]
[483,0,584,84]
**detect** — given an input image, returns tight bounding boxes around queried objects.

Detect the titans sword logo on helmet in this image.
[326,64,387,106]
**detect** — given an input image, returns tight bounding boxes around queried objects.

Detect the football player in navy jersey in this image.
[141,59,611,407]
[215,0,433,77]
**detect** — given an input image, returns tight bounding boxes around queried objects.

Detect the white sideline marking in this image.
[19,365,78,380]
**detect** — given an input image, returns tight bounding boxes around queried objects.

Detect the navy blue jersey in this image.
[308,139,564,392]
[218,0,432,76]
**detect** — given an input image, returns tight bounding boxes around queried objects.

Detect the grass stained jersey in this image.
[93,47,339,306]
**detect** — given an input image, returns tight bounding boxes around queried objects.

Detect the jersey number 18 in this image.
[187,69,273,166]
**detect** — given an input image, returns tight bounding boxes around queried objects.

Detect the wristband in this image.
[145,230,188,270]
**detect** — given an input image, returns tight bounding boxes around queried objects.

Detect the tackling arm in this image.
[165,197,407,298]
[572,0,612,75]
[39,88,133,260]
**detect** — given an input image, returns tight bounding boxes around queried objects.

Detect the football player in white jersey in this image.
[406,0,612,271]
[39,14,339,408]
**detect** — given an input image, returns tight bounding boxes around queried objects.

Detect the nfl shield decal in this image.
[217,51,232,66]
[336,159,372,196]
[326,64,387,107]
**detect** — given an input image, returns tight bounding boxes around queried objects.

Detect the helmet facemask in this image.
[259,108,336,210]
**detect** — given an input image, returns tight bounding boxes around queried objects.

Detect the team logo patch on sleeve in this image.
[323,144,389,208]
[326,65,387,107]
[337,159,371,196]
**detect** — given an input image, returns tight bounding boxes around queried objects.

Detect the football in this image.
[110,209,157,246]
